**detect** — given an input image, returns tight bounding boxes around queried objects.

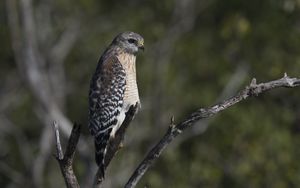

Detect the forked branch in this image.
[53,122,80,188]
[53,105,138,188]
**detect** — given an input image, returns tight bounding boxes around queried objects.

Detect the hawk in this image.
[88,31,144,175]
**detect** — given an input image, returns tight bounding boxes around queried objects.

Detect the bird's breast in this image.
[117,53,140,111]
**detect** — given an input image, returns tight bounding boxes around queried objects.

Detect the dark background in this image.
[1,0,300,187]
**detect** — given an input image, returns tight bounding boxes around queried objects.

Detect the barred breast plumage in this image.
[117,52,140,111]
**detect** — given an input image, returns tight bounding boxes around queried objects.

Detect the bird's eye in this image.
[128,39,136,44]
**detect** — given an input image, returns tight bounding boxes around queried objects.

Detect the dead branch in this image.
[124,74,300,188]
[53,122,80,188]
[53,74,300,188]
[53,105,138,188]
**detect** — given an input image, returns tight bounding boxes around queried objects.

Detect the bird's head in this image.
[112,31,144,55]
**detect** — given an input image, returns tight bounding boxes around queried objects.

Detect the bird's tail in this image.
[95,131,111,176]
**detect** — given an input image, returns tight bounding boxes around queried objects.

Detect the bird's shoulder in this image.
[98,47,126,73]
[89,47,126,97]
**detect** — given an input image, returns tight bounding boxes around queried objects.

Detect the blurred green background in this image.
[1,0,300,187]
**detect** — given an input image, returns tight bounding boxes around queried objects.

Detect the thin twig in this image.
[125,74,300,188]
[54,121,63,160]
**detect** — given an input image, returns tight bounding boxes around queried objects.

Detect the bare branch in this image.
[53,122,81,188]
[54,121,64,160]
[93,104,139,187]
[54,105,138,188]
[125,75,300,188]
[188,62,249,136]
[18,0,52,106]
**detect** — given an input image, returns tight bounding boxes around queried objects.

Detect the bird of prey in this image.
[88,31,144,175]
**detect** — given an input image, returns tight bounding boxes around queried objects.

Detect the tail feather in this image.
[94,130,111,176]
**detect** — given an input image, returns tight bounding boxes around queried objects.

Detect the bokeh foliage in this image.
[1,0,300,187]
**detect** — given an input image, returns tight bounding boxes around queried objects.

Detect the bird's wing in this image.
[88,55,126,169]
[88,55,126,136]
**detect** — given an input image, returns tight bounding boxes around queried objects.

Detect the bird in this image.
[88,31,144,175]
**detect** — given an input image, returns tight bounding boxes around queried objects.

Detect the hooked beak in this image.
[139,45,145,51]
[138,40,145,51]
